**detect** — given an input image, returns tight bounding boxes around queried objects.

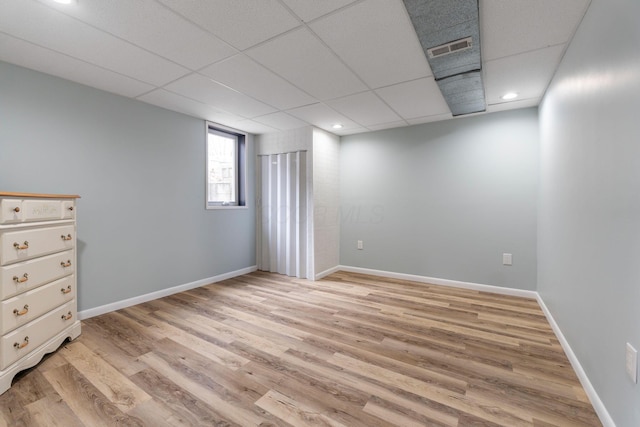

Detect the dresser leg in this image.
[0,371,13,395]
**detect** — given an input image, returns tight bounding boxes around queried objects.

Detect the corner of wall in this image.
[312,128,341,277]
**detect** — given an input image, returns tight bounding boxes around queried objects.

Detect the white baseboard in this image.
[337,265,538,299]
[315,265,340,281]
[536,296,616,427]
[78,265,258,320]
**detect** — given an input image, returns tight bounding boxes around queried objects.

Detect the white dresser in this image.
[0,192,81,394]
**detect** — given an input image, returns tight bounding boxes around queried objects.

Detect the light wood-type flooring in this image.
[0,271,602,426]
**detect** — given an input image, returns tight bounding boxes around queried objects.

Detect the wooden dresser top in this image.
[0,192,80,199]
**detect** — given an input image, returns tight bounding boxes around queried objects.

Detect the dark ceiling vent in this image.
[427,37,473,59]
[402,0,486,116]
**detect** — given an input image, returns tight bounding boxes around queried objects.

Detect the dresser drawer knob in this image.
[61,285,72,294]
[61,234,73,241]
[13,241,29,250]
[13,273,29,283]
[13,206,20,213]
[13,305,29,316]
[61,311,73,321]
[61,260,72,268]
[13,337,29,349]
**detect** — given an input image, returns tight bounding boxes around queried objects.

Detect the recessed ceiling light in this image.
[332,124,343,129]
[501,92,518,100]
[52,0,74,4]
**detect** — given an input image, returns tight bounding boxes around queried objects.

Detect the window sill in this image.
[206,205,248,210]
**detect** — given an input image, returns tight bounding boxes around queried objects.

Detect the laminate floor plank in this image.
[213,304,311,340]
[363,396,454,427]
[82,312,155,358]
[78,322,150,377]
[129,368,239,427]
[42,363,144,427]
[7,370,54,406]
[143,345,260,426]
[126,400,177,427]
[255,389,348,427]
[0,271,601,426]
[277,350,462,426]
[24,395,84,427]
[188,313,292,357]
[58,342,152,412]
[139,339,285,427]
[220,316,336,362]
[150,309,236,345]
[0,381,32,426]
[142,313,252,370]
[239,340,462,427]
[235,351,395,427]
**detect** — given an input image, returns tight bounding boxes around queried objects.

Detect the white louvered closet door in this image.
[258,151,308,278]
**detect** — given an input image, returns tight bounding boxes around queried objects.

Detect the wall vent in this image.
[427,37,473,59]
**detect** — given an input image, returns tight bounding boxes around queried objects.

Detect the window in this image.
[206,123,247,209]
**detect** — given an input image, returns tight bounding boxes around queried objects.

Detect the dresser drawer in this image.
[0,225,74,266]
[0,199,22,224]
[21,200,65,222]
[1,276,75,335]
[1,250,75,301]
[0,199,73,225]
[61,201,75,220]
[1,300,76,370]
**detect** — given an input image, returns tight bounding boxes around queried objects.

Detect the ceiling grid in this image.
[0,0,591,135]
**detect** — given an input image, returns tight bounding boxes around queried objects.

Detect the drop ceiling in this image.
[0,0,591,136]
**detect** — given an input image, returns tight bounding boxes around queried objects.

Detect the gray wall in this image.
[538,0,640,424]
[312,128,341,277]
[0,61,256,312]
[340,108,538,290]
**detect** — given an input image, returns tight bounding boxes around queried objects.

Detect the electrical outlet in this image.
[357,240,363,250]
[502,253,512,266]
[626,343,637,383]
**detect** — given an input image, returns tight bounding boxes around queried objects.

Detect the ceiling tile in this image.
[0,34,154,98]
[253,112,309,130]
[486,97,540,113]
[333,126,369,136]
[222,119,279,135]
[247,27,368,100]
[481,0,591,61]
[326,91,402,127]
[310,0,431,89]
[280,0,358,22]
[407,113,454,125]
[41,0,237,70]
[483,45,565,105]
[137,89,246,123]
[156,0,300,50]
[286,103,360,133]
[42,0,237,70]
[164,73,277,118]
[0,1,189,86]
[375,78,450,119]
[366,121,408,131]
[200,54,316,110]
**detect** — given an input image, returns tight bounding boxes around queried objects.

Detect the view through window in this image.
[206,124,246,208]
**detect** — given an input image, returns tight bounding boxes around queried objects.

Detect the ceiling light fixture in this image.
[332,124,343,129]
[501,92,518,100]
[52,0,74,4]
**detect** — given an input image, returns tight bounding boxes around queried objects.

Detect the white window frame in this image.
[206,122,248,210]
